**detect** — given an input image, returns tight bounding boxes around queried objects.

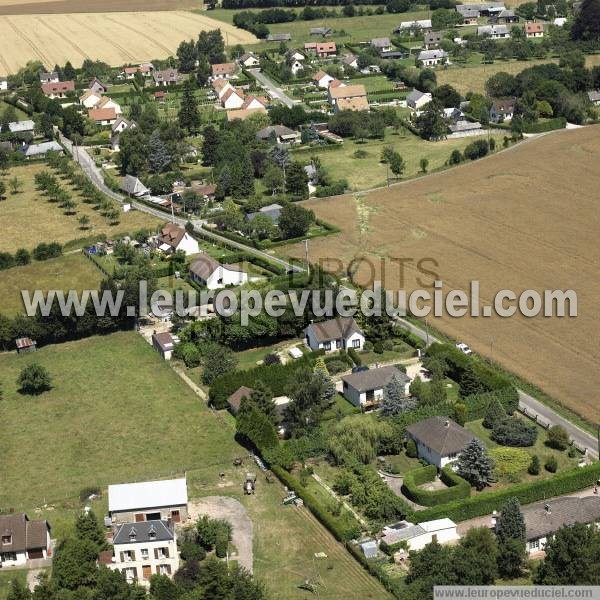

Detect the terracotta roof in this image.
[227,386,254,414]
[241,95,267,109]
[0,513,50,552]
[124,66,138,75]
[305,317,362,343]
[41,81,74,95]
[312,70,329,82]
[336,96,370,111]
[316,42,337,53]
[406,417,478,456]
[329,84,366,100]
[158,223,186,248]
[212,62,237,76]
[525,22,544,33]
[98,550,113,564]
[80,89,101,102]
[89,108,117,122]
[221,87,244,104]
[329,79,344,89]
[212,78,230,93]
[15,337,36,349]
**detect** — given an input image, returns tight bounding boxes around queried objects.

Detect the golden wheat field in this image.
[0,10,256,73]
[284,126,600,423]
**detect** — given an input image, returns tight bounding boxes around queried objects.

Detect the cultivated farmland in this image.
[0,11,256,72]
[283,126,600,423]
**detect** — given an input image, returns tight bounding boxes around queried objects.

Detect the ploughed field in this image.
[284,126,600,423]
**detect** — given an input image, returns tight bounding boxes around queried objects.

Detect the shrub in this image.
[348,347,362,366]
[354,149,368,158]
[17,363,52,395]
[402,465,470,506]
[547,425,570,451]
[79,486,101,503]
[373,341,384,354]
[568,446,579,458]
[528,455,540,475]
[263,352,281,366]
[464,139,489,160]
[491,417,538,447]
[489,447,530,477]
[326,360,348,375]
[482,396,506,429]
[545,456,558,473]
[382,339,394,351]
[215,529,229,558]
[363,340,374,352]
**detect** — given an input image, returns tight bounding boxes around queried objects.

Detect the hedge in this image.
[271,465,361,542]
[348,347,362,366]
[415,461,600,523]
[401,465,470,506]
[523,117,566,133]
[462,389,518,421]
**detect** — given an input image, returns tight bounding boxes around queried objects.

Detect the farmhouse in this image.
[341,366,410,409]
[406,89,432,110]
[315,42,337,57]
[394,19,432,34]
[256,125,301,145]
[448,120,483,137]
[312,70,335,89]
[310,26,332,36]
[524,21,544,37]
[39,71,59,84]
[246,202,283,223]
[227,386,254,415]
[157,223,200,256]
[221,87,245,109]
[588,90,600,105]
[152,331,179,361]
[152,69,181,87]
[23,141,63,159]
[518,496,600,554]
[380,518,459,551]
[108,477,188,524]
[490,97,516,122]
[189,254,248,290]
[120,175,149,198]
[423,31,443,49]
[490,8,519,23]
[417,49,448,67]
[304,316,365,353]
[370,37,393,53]
[241,95,268,110]
[405,416,478,468]
[342,54,359,70]
[328,84,367,108]
[477,24,510,38]
[238,52,260,68]
[104,520,179,585]
[88,77,108,94]
[211,62,238,80]
[267,33,291,41]
[456,6,479,25]
[41,81,75,99]
[80,89,102,108]
[0,513,51,567]
[96,96,122,115]
[8,120,35,133]
[89,108,117,126]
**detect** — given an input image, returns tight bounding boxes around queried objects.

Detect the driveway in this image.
[187,497,253,573]
[247,69,297,108]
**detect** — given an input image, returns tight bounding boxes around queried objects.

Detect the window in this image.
[530,538,539,550]
[323,342,331,351]
[1,536,11,545]
[140,549,149,560]
[159,564,171,575]
[158,547,169,559]
[352,339,360,348]
[124,550,134,562]
[1,552,17,562]
[336,339,342,349]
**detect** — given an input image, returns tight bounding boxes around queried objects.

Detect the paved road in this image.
[394,316,599,458]
[247,68,298,108]
[60,133,301,274]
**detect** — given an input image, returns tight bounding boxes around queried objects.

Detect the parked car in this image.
[455,342,472,355]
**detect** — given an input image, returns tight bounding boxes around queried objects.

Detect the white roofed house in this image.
[238,52,260,68]
[304,316,365,353]
[108,477,188,524]
[477,24,510,38]
[312,70,335,89]
[417,49,449,67]
[156,223,199,256]
[380,518,459,551]
[342,366,410,410]
[8,120,35,134]
[189,254,248,290]
[394,19,433,35]
[102,520,179,585]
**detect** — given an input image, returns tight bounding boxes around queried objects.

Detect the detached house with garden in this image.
[305,316,365,353]
[0,513,52,568]
[342,366,410,409]
[405,416,478,468]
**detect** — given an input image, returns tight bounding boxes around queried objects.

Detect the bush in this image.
[17,363,52,395]
[373,341,384,354]
[382,339,394,351]
[547,425,570,451]
[401,465,470,506]
[79,486,101,503]
[545,456,558,473]
[263,352,281,366]
[215,529,229,558]
[363,340,374,352]
[326,360,348,375]
[463,139,489,160]
[348,347,362,366]
[489,447,530,477]
[32,242,62,261]
[406,438,418,458]
[528,455,540,475]
[491,417,538,447]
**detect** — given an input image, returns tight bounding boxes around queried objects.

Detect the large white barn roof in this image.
[108,478,188,512]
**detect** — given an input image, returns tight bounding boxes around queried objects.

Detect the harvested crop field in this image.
[0,0,200,14]
[0,11,255,72]
[283,126,600,423]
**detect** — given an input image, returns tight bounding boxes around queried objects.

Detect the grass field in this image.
[283,126,600,423]
[0,10,255,72]
[297,129,505,191]
[0,332,390,600]
[0,163,161,253]
[0,571,27,600]
[0,252,102,316]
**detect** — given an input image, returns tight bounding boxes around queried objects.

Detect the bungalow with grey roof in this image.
[417,49,449,66]
[490,97,516,122]
[588,90,600,105]
[23,141,63,159]
[153,69,181,87]
[393,19,432,34]
[423,31,444,49]
[189,254,247,290]
[256,125,301,145]
[310,26,332,36]
[342,366,410,409]
[477,24,510,38]
[304,316,365,353]
[267,32,291,41]
[246,203,283,223]
[121,175,150,198]
[406,89,432,109]
[370,37,393,52]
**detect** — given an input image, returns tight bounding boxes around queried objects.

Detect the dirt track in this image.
[284,126,600,423]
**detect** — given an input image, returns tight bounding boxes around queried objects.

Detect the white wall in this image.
[407,526,459,551]
[0,551,28,567]
[176,234,200,256]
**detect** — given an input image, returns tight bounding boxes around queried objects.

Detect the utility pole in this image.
[304,238,310,278]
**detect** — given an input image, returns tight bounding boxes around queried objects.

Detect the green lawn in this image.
[323,393,362,420]
[299,128,505,191]
[381,451,421,475]
[0,571,27,600]
[0,100,29,121]
[233,339,303,371]
[358,341,416,366]
[349,75,395,92]
[0,253,102,316]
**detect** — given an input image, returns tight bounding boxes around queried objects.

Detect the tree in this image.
[17,363,52,395]
[415,99,448,140]
[177,39,198,73]
[459,364,485,397]
[201,125,220,166]
[389,151,405,178]
[496,497,526,577]
[528,454,540,475]
[147,130,172,174]
[485,72,518,98]
[432,84,461,107]
[547,424,570,450]
[201,342,238,385]
[456,439,494,490]
[249,381,276,423]
[419,157,429,173]
[571,0,600,41]
[178,78,200,133]
[263,163,284,195]
[9,176,22,194]
[285,161,309,199]
[482,396,506,429]
[405,541,456,598]
[236,398,279,451]
[75,510,107,550]
[278,203,314,239]
[78,214,91,230]
[247,213,276,240]
[51,538,99,591]
[380,374,415,416]
[453,527,498,585]
[119,128,148,174]
[6,580,30,600]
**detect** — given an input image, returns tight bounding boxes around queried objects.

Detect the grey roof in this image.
[189,254,220,280]
[383,523,426,543]
[523,496,600,541]
[310,26,332,35]
[8,120,35,133]
[424,31,443,43]
[449,120,482,132]
[246,203,283,222]
[120,175,149,196]
[342,54,357,65]
[40,71,58,80]
[267,33,291,41]
[305,316,362,344]
[256,125,298,140]
[342,366,409,393]
[24,141,62,157]
[406,416,477,456]
[497,8,516,17]
[0,514,50,553]
[406,89,429,104]
[588,90,600,102]
[456,5,480,17]
[111,117,134,133]
[477,24,509,35]
[418,49,448,60]
[370,37,392,47]
[113,520,174,545]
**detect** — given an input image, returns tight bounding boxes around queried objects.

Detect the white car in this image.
[455,343,472,355]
